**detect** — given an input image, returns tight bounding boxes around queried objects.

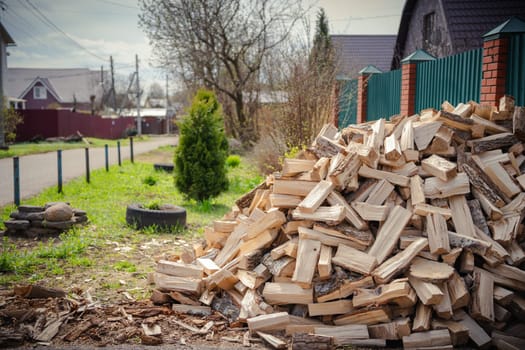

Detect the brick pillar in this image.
[331,82,340,128]
[480,38,509,106]
[357,74,369,124]
[400,63,417,116]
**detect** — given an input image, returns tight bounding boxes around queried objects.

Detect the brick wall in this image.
[357,74,368,124]
[480,38,509,106]
[400,63,417,116]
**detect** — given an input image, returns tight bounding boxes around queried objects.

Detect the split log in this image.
[291,333,333,350]
[421,155,457,181]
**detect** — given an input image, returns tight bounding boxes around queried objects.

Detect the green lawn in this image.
[0,135,150,159]
[0,154,262,297]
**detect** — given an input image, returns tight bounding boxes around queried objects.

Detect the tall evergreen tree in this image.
[174,89,229,201]
[310,8,333,71]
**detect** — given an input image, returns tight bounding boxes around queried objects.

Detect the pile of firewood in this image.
[151,96,525,349]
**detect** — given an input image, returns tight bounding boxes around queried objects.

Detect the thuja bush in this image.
[174,89,229,201]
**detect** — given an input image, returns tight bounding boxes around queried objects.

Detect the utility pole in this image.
[135,54,142,135]
[165,73,169,134]
[110,56,116,111]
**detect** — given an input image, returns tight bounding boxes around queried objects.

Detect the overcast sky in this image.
[2,0,405,91]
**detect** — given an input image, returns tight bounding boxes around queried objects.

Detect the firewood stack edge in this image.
[152,96,525,349]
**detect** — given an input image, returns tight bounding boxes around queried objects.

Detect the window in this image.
[33,86,47,99]
[423,12,435,49]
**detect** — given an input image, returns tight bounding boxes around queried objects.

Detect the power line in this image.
[93,0,137,10]
[21,0,107,62]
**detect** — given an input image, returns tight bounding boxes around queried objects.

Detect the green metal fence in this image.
[415,48,482,112]
[507,33,525,106]
[338,79,358,128]
[366,69,401,121]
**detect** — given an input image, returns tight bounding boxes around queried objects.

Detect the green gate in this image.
[366,69,401,121]
[415,48,482,112]
[507,33,525,106]
[338,78,358,128]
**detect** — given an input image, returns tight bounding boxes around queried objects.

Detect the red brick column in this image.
[400,63,417,116]
[480,38,509,106]
[357,74,368,124]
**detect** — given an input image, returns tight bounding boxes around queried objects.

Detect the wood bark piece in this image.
[423,172,470,199]
[14,284,66,299]
[247,312,290,332]
[291,333,333,350]
[299,226,367,251]
[513,106,525,141]
[317,276,375,303]
[368,205,412,264]
[262,282,313,305]
[352,280,415,308]
[467,132,518,153]
[402,329,452,348]
[467,199,491,235]
[409,257,454,282]
[413,121,442,150]
[421,155,457,181]
[358,165,410,187]
[372,237,428,284]
[316,223,374,248]
[308,299,354,316]
[326,191,367,230]
[291,206,345,225]
[448,231,490,256]
[437,110,474,131]
[331,243,377,275]
[292,238,321,287]
[297,180,334,213]
[426,214,450,255]
[408,276,443,305]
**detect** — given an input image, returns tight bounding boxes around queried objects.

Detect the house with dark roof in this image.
[6,68,106,112]
[391,0,525,69]
[331,35,397,77]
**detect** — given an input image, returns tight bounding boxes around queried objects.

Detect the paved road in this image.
[0,135,177,207]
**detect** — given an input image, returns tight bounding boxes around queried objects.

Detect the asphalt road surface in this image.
[0,135,177,207]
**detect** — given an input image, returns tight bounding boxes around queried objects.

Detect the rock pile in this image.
[150,97,525,349]
[3,202,88,237]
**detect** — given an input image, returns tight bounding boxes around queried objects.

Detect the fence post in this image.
[104,144,109,171]
[129,137,134,164]
[13,156,20,206]
[57,150,62,193]
[481,17,525,106]
[85,147,90,183]
[357,65,382,123]
[400,50,435,116]
[117,141,121,166]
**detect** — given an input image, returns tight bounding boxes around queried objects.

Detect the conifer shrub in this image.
[174,89,229,201]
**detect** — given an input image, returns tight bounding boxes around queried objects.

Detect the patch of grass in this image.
[114,260,137,272]
[226,154,241,167]
[142,175,158,186]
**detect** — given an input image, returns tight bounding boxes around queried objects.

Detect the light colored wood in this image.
[430,125,453,151]
[262,282,313,305]
[328,151,361,191]
[244,209,286,240]
[507,241,525,266]
[475,266,525,293]
[483,263,525,286]
[153,272,203,294]
[484,162,521,199]
[334,306,391,326]
[366,179,395,205]
[400,119,414,151]
[271,238,298,260]
[297,180,334,213]
[298,226,367,251]
[351,201,389,221]
[410,175,426,205]
[317,276,375,302]
[196,258,220,276]
[308,299,354,316]
[327,191,367,230]
[317,244,332,280]
[247,312,290,332]
[353,280,415,308]
[409,257,454,282]
[272,179,317,196]
[282,220,313,234]
[358,165,410,187]
[314,324,370,344]
[437,110,474,131]
[156,260,204,278]
[368,318,411,340]
[391,161,419,177]
[412,303,432,331]
[408,275,443,305]
[206,267,238,290]
[448,231,490,256]
[421,154,457,181]
[292,238,321,288]
[291,205,345,225]
[269,193,302,209]
[490,214,520,245]
[310,157,330,181]
[204,226,229,249]
[448,196,476,237]
[413,121,442,150]
[413,203,452,218]
[384,133,402,161]
[432,319,469,346]
[494,286,514,306]
[441,247,462,266]
[447,272,469,309]
[239,229,279,256]
[314,223,373,249]
[427,213,450,255]
[368,205,412,264]
[256,331,286,349]
[433,282,453,319]
[517,173,525,191]
[402,329,452,348]
[213,220,237,233]
[424,172,470,199]
[355,143,379,169]
[281,158,316,177]
[372,237,428,284]
[365,118,385,153]
[453,102,472,118]
[332,243,378,275]
[456,310,491,349]
[404,149,420,162]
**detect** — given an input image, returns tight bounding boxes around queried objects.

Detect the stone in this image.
[18,205,45,213]
[25,227,61,237]
[26,212,45,221]
[45,202,70,210]
[42,220,75,230]
[4,220,31,231]
[44,203,73,222]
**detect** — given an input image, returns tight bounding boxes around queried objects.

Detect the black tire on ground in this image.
[153,163,174,172]
[126,203,186,230]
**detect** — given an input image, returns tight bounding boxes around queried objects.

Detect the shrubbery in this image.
[174,89,229,201]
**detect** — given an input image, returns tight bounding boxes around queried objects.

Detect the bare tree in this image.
[139,0,304,144]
